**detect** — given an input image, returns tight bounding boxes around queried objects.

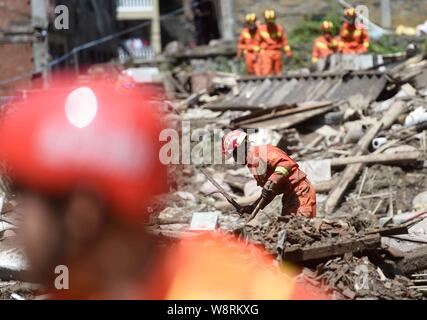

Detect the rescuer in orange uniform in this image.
[340,7,370,54]
[0,78,324,300]
[223,130,316,218]
[256,9,292,76]
[237,13,261,75]
[312,21,341,64]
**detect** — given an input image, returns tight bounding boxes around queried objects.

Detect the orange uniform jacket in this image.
[53,233,328,300]
[339,22,369,54]
[312,35,340,63]
[247,145,305,188]
[237,27,260,75]
[246,145,316,218]
[237,27,260,57]
[256,23,291,54]
[255,24,292,76]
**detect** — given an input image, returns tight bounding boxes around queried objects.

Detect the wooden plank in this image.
[283,234,381,262]
[324,97,408,215]
[232,101,333,127]
[329,151,421,167]
[314,179,337,193]
[324,121,383,214]
[382,101,407,129]
[366,225,409,237]
[240,105,336,130]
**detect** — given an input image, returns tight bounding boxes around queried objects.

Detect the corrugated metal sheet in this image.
[207,71,387,111]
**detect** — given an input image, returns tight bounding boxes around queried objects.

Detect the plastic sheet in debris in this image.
[249,129,282,147]
[404,107,427,127]
[190,211,220,231]
[298,160,332,183]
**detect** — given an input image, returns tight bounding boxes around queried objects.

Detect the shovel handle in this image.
[246,198,266,223]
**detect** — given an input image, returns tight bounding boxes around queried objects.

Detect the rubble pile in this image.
[1,44,427,299]
[152,53,427,299]
[299,256,424,300]
[246,216,367,253]
[340,165,427,217]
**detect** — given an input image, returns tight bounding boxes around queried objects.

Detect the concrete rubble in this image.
[145,53,427,300]
[1,49,427,299]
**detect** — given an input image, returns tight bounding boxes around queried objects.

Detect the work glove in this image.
[239,204,255,215]
[261,180,277,203]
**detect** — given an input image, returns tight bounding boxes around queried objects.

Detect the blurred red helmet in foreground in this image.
[0,80,166,221]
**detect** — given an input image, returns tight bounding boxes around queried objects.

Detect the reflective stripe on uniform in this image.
[243,32,252,39]
[315,41,328,50]
[284,45,291,52]
[260,31,270,39]
[363,41,369,48]
[274,166,289,177]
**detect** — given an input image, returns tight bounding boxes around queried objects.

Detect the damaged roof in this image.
[207,71,388,111]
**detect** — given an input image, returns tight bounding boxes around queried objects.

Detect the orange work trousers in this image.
[259,50,283,76]
[341,43,368,54]
[244,52,259,75]
[281,179,317,218]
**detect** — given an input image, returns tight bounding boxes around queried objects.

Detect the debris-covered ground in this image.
[147,52,427,300]
[1,50,427,299]
[298,255,423,300]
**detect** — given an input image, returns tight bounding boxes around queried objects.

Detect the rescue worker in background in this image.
[223,130,316,219]
[339,7,370,54]
[0,79,323,300]
[256,9,292,76]
[237,13,260,75]
[311,21,341,64]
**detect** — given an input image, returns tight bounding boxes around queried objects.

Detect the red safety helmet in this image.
[222,130,248,160]
[0,80,167,222]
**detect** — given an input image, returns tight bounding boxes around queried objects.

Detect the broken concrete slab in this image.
[298,160,332,183]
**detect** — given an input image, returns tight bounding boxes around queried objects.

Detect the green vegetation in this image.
[369,35,408,55]
[286,9,343,69]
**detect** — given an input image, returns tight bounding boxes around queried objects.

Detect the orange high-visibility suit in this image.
[256,24,292,76]
[237,27,260,75]
[247,145,316,218]
[339,21,369,54]
[54,233,328,300]
[312,35,341,63]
